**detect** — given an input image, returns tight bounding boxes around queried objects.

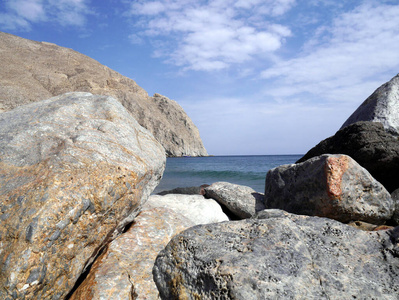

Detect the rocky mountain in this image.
[0,31,208,157]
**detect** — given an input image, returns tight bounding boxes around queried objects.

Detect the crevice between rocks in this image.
[64,243,107,300]
[63,214,139,300]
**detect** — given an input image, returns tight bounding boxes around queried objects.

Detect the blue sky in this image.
[1,0,399,155]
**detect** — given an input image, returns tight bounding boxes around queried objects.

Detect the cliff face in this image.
[0,31,208,157]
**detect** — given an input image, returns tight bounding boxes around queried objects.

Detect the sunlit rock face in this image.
[0,92,165,299]
[341,73,399,135]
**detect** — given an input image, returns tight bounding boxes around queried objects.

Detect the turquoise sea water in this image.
[153,155,303,194]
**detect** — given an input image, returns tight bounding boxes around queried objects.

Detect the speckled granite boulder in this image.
[153,213,399,299]
[205,182,265,219]
[0,92,165,299]
[265,154,393,224]
[70,206,193,300]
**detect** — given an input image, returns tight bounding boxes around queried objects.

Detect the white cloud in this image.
[7,0,46,22]
[261,2,399,104]
[0,0,91,30]
[0,12,31,30]
[127,0,294,71]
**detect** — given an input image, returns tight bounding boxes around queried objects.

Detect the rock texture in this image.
[157,185,209,196]
[0,92,165,299]
[392,189,399,225]
[153,213,399,299]
[204,182,265,219]
[0,31,207,157]
[341,74,399,135]
[297,121,399,192]
[147,194,229,224]
[69,192,231,299]
[265,154,393,224]
[70,206,194,300]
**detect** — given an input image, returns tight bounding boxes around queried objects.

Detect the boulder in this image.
[0,92,165,299]
[69,206,194,300]
[341,73,399,135]
[265,154,393,224]
[297,121,399,192]
[204,182,265,219]
[147,194,229,225]
[153,213,399,299]
[157,184,209,196]
[0,31,207,157]
[69,193,229,299]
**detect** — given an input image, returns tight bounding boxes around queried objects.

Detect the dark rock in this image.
[392,188,399,225]
[0,93,165,299]
[341,73,399,135]
[157,184,209,196]
[153,213,399,299]
[265,154,393,224]
[297,121,399,192]
[204,182,265,219]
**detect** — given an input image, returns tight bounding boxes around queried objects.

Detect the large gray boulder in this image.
[265,154,393,224]
[204,182,265,219]
[0,31,207,157]
[341,73,399,135]
[153,213,399,299]
[297,121,399,192]
[0,92,165,299]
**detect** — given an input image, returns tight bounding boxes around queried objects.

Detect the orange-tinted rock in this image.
[265,154,393,224]
[70,207,194,299]
[373,225,394,231]
[0,93,165,299]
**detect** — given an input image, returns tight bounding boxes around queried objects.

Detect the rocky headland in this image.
[0,31,399,299]
[0,31,207,157]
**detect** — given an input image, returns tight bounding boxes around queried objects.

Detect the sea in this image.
[153,155,303,194]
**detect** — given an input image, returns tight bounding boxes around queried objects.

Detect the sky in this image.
[1,0,399,155]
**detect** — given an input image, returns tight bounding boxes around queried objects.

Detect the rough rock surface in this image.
[0,31,207,157]
[341,74,399,135]
[265,154,393,224]
[0,93,165,299]
[297,121,399,192]
[70,206,194,300]
[153,213,399,300]
[157,184,209,196]
[392,189,399,225]
[204,182,265,219]
[147,194,229,224]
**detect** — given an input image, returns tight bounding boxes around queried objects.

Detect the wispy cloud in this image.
[0,0,91,30]
[261,2,399,104]
[127,0,295,71]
